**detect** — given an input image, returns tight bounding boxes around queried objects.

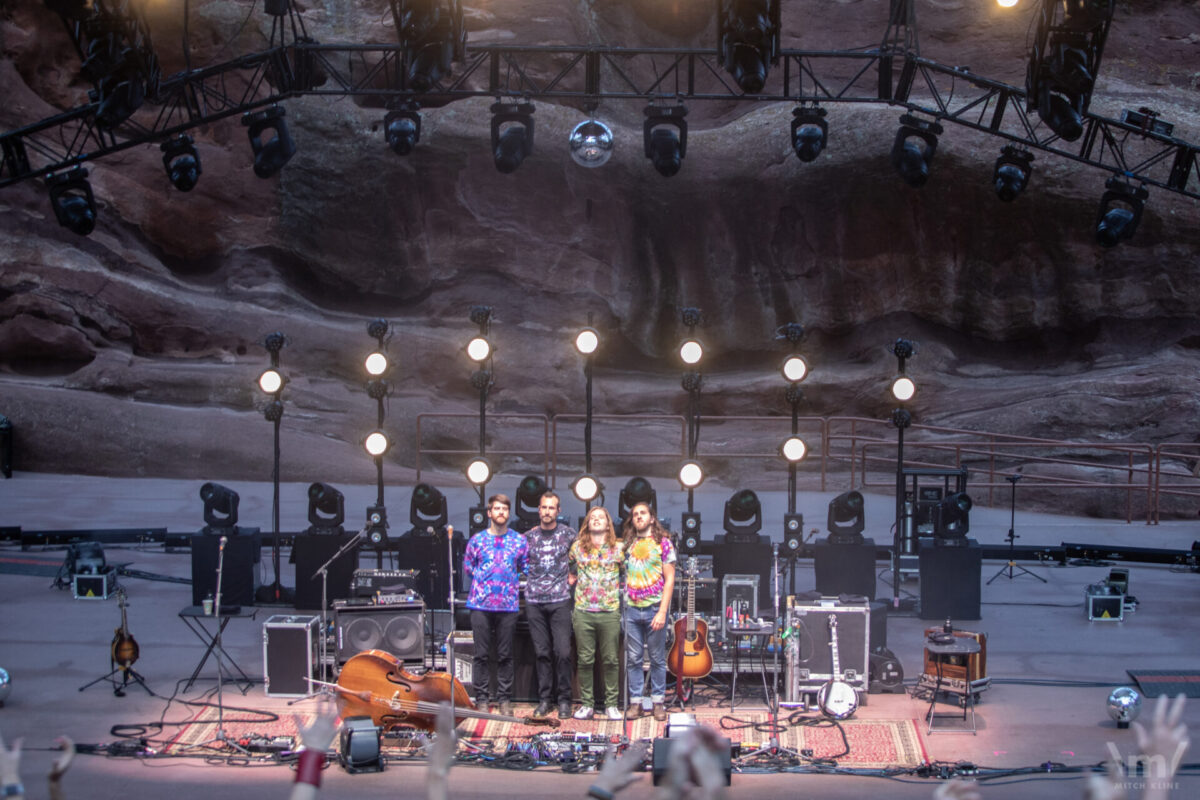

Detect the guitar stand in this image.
[79,664,151,698]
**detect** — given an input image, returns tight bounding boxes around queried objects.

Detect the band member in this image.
[568,506,624,720]
[622,502,676,721]
[523,491,576,719]
[463,494,527,716]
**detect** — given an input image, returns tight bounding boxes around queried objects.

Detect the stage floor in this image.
[1,474,1199,799]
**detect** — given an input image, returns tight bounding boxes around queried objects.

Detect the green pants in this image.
[573,608,621,708]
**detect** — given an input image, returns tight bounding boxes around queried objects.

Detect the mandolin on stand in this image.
[111,587,139,670]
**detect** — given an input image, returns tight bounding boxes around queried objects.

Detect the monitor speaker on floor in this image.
[334,601,425,663]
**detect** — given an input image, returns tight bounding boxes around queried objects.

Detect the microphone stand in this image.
[986,475,1046,584]
[741,544,800,762]
[187,536,250,755]
[312,526,367,684]
[442,525,483,755]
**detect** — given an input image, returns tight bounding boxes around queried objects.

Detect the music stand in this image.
[986,475,1046,584]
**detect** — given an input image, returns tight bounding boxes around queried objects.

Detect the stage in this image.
[1,473,1198,799]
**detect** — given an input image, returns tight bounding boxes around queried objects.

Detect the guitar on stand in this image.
[667,556,713,704]
[79,586,151,697]
[816,615,859,719]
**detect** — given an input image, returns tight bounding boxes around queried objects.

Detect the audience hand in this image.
[590,740,649,797]
[0,732,22,788]
[296,696,339,753]
[1084,760,1129,800]
[934,778,981,800]
[49,736,74,781]
[1132,693,1189,779]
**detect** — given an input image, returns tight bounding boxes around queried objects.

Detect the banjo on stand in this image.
[816,614,859,719]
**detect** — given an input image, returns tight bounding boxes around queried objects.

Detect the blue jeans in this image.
[624,604,667,705]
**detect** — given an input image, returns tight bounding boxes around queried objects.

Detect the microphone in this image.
[219,536,228,550]
[427,526,435,536]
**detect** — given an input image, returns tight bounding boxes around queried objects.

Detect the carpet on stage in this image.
[1127,669,1200,699]
[167,706,927,768]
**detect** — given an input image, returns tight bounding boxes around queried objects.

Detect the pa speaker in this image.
[652,736,732,786]
[191,533,260,606]
[334,602,426,663]
[390,529,466,609]
[918,539,982,620]
[711,535,773,610]
[813,537,877,601]
[293,533,357,610]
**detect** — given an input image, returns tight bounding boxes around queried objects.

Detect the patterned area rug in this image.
[165,706,927,768]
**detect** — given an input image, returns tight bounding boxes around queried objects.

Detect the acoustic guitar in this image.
[111,587,139,670]
[666,556,713,680]
[816,614,858,719]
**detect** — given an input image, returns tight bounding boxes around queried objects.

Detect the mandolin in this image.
[666,556,713,681]
[111,587,139,670]
[816,614,858,720]
[320,649,561,733]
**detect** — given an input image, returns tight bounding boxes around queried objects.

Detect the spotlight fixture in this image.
[678,460,705,489]
[466,337,493,362]
[643,105,688,178]
[384,107,421,156]
[934,492,972,544]
[569,120,614,168]
[1094,177,1148,248]
[723,488,763,542]
[409,482,448,530]
[681,372,703,394]
[718,0,781,94]
[781,355,808,383]
[571,473,603,504]
[993,146,1033,202]
[618,477,657,521]
[826,490,865,544]
[263,400,284,422]
[160,135,201,192]
[574,327,600,356]
[679,341,704,366]
[469,369,492,391]
[46,168,97,236]
[780,436,807,463]
[891,115,943,188]
[1026,0,1113,142]
[395,0,466,90]
[364,430,390,457]
[366,379,389,400]
[791,106,828,163]
[469,305,492,326]
[242,106,296,179]
[365,352,389,376]
[490,101,535,174]
[307,482,346,530]
[892,339,914,360]
[367,318,389,341]
[465,456,492,486]
[264,332,286,354]
[891,376,916,403]
[681,307,702,328]
[200,482,240,529]
[514,474,549,530]
[997,0,1018,6]
[258,368,284,395]
[891,407,913,429]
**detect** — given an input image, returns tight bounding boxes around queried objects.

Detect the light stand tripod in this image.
[313,526,367,684]
[185,536,251,755]
[987,475,1047,584]
[740,544,801,762]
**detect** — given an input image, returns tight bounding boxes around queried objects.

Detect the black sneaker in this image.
[533,701,553,718]
[558,701,572,719]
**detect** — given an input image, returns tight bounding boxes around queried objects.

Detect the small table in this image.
[924,638,980,734]
[727,625,774,712]
[179,605,257,694]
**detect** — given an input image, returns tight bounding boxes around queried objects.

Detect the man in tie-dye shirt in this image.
[463,494,527,716]
[621,502,675,722]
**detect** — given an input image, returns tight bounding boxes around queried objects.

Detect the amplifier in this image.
[263,614,319,697]
[352,569,421,599]
[334,600,425,663]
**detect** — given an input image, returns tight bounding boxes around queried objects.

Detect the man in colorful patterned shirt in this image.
[622,502,676,722]
[523,490,577,719]
[463,494,527,716]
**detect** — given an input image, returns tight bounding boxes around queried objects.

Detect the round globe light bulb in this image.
[891,375,916,402]
[466,457,492,486]
[467,336,492,363]
[782,355,808,383]
[575,328,599,356]
[678,461,705,489]
[258,368,283,394]
[365,351,389,376]
[364,431,390,457]
[781,436,808,463]
[572,475,600,502]
[679,339,704,365]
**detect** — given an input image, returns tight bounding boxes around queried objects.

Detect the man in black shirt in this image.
[523,491,577,719]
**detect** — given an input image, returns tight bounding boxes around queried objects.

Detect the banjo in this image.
[816,614,859,719]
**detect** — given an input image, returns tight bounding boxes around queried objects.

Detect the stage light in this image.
[781,354,808,383]
[619,477,657,521]
[263,400,283,422]
[574,327,599,356]
[384,108,421,156]
[465,456,492,486]
[161,135,201,192]
[569,120,614,168]
[891,115,942,188]
[242,106,296,179]
[678,460,705,489]
[718,0,779,94]
[365,352,389,376]
[514,474,548,529]
[307,482,346,529]
[258,368,284,395]
[934,492,972,544]
[679,339,704,366]
[339,716,383,773]
[364,430,390,457]
[681,372,703,395]
[200,482,240,529]
[680,511,702,555]
[781,436,807,463]
[490,101,535,174]
[366,504,389,546]
[1106,687,1142,729]
[1095,177,1148,248]
[891,375,916,402]
[997,0,1018,7]
[891,407,913,429]
[826,490,865,543]
[571,474,602,503]
[466,336,492,362]
[469,369,492,391]
[791,107,828,163]
[409,482,448,530]
[366,380,389,400]
[46,168,97,236]
[643,105,688,178]
[892,339,914,360]
[723,488,762,541]
[994,146,1033,202]
[783,513,804,556]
